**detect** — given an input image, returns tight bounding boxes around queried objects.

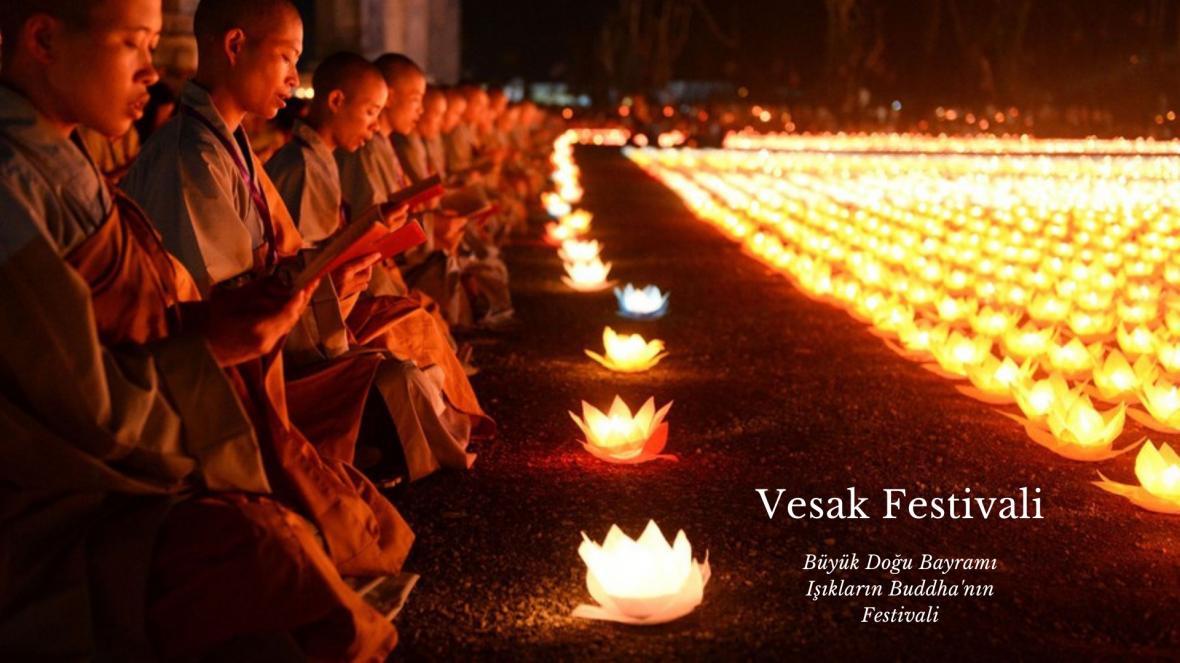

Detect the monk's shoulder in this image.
[0,144,61,259]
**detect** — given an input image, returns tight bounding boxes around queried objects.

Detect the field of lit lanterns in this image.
[623,136,1180,515]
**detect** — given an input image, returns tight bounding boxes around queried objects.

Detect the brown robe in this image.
[0,188,406,660]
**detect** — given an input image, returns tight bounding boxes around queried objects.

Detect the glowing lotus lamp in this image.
[1131,377,1180,433]
[1117,324,1157,357]
[1095,440,1180,514]
[1018,391,1130,461]
[927,330,992,377]
[569,396,675,463]
[559,238,601,263]
[562,258,615,292]
[1045,338,1101,379]
[1001,324,1055,362]
[1012,373,1073,423]
[969,307,1019,337]
[543,191,572,218]
[1157,340,1180,373]
[615,283,670,320]
[559,209,593,233]
[585,327,667,373]
[959,356,1031,404]
[1091,350,1153,403]
[545,221,579,246]
[572,520,710,625]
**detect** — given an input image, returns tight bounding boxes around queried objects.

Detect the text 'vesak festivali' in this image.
[755,486,1043,520]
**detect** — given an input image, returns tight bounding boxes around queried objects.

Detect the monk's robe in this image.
[0,86,403,660]
[395,130,515,324]
[267,121,491,442]
[443,120,478,177]
[123,83,474,479]
[339,130,474,327]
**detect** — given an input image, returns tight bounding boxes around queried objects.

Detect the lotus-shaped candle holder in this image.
[926,330,991,378]
[586,327,667,373]
[1091,350,1156,403]
[1011,373,1073,424]
[572,520,709,625]
[543,191,572,218]
[569,396,675,463]
[559,238,601,263]
[559,209,593,233]
[1130,376,1180,433]
[1001,323,1055,362]
[969,307,1019,337]
[545,221,579,246]
[1117,324,1157,357]
[1018,392,1131,461]
[562,257,616,292]
[958,356,1031,404]
[1095,440,1180,514]
[1157,341,1180,373]
[615,283,670,320]
[1045,338,1101,379]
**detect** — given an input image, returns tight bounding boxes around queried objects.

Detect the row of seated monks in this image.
[0,0,557,659]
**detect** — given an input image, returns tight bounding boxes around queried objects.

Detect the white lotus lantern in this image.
[559,239,602,263]
[613,282,670,321]
[572,520,710,625]
[562,258,615,292]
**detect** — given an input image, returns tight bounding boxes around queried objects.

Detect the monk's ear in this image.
[21,14,63,65]
[223,28,247,65]
[326,89,346,113]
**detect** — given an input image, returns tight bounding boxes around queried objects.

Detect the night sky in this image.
[461,0,1180,111]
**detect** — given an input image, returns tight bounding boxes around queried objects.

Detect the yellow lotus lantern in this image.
[1045,337,1101,379]
[1156,340,1180,373]
[959,356,1030,404]
[1130,376,1180,433]
[1011,373,1073,423]
[569,396,675,463]
[1117,324,1157,357]
[545,221,579,246]
[585,327,668,373]
[559,238,601,263]
[969,307,1019,337]
[562,257,615,292]
[572,520,710,624]
[1001,323,1055,362]
[1091,350,1150,403]
[927,330,991,378]
[1095,440,1180,514]
[1022,392,1129,460]
[560,209,593,233]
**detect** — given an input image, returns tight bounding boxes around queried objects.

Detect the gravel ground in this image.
[392,147,1180,661]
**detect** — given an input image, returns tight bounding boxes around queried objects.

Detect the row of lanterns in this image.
[624,137,1180,516]
[543,130,709,624]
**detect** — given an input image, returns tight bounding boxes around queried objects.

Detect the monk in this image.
[338,55,476,327]
[266,51,492,465]
[123,0,479,481]
[0,0,407,659]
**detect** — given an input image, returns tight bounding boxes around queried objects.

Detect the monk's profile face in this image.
[384,70,426,135]
[462,90,488,124]
[225,8,302,119]
[331,74,387,152]
[442,96,466,132]
[34,0,161,136]
[417,93,446,138]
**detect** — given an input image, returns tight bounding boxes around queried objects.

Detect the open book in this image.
[291,217,427,291]
[440,185,495,219]
[288,177,443,290]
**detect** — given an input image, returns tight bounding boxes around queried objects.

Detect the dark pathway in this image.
[394,147,1180,659]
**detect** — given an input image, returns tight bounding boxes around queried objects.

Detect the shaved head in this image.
[372,52,423,88]
[312,50,382,98]
[193,0,299,46]
[1,0,100,62]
